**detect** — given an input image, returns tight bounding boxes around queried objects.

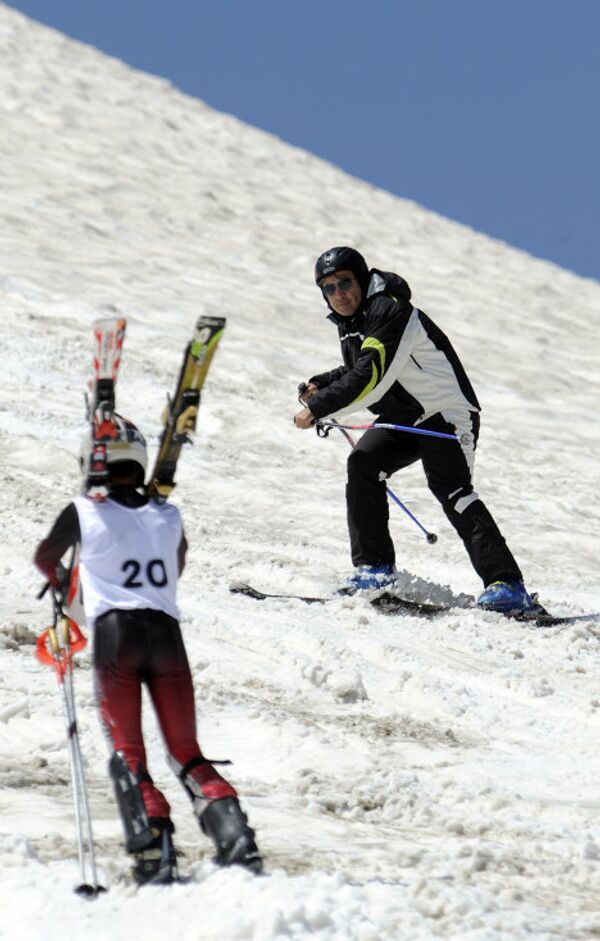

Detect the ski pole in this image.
[316,420,459,442]
[385,485,438,543]
[36,595,106,897]
[297,386,438,542]
[324,417,438,544]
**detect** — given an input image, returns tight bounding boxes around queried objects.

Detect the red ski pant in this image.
[93,607,236,820]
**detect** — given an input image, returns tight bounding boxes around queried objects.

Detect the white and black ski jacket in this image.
[308,269,480,426]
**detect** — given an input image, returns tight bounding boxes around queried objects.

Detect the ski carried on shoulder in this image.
[229,581,591,627]
[39,317,126,619]
[146,315,226,502]
[83,316,127,498]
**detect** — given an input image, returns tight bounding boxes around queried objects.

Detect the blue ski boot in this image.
[345,564,397,593]
[476,579,535,613]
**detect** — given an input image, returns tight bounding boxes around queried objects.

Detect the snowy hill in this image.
[1,4,600,939]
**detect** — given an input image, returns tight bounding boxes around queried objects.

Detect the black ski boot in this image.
[201,798,263,874]
[131,818,179,886]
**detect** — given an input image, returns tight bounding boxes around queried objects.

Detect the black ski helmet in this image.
[314,246,370,293]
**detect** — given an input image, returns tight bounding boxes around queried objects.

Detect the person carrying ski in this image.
[34,416,262,884]
[294,246,534,612]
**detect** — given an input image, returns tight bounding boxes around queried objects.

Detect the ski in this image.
[229,581,328,605]
[83,316,127,498]
[371,592,570,626]
[229,581,590,627]
[146,315,226,502]
[36,318,126,612]
[228,580,444,615]
[377,594,598,627]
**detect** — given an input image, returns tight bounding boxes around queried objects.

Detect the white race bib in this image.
[74,496,182,625]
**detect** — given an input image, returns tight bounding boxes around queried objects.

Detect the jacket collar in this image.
[322,269,411,323]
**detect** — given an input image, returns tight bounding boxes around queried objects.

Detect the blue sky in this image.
[6,0,600,281]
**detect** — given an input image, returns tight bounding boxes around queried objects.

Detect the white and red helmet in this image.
[80,414,147,479]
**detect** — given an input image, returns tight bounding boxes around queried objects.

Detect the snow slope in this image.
[1,4,599,939]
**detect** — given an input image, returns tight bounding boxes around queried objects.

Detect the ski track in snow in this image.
[1,4,600,940]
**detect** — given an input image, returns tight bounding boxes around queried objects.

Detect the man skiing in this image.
[294,246,534,613]
[34,416,262,884]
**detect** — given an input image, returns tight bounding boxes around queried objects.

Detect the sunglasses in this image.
[321,277,355,297]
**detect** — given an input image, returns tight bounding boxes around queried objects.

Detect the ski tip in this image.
[229,581,251,593]
[229,582,266,600]
[74,883,107,898]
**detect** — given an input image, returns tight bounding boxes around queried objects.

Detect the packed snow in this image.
[0,4,599,940]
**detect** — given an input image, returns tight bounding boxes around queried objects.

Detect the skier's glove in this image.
[297,382,318,405]
[49,563,69,605]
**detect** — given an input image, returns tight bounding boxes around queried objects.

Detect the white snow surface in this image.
[1,5,600,940]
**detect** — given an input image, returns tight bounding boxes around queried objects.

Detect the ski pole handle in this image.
[37,581,50,600]
[36,619,87,676]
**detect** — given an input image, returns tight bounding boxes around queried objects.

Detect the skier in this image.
[294,246,534,613]
[34,416,262,884]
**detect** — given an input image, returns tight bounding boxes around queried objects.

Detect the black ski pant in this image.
[345,412,523,588]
